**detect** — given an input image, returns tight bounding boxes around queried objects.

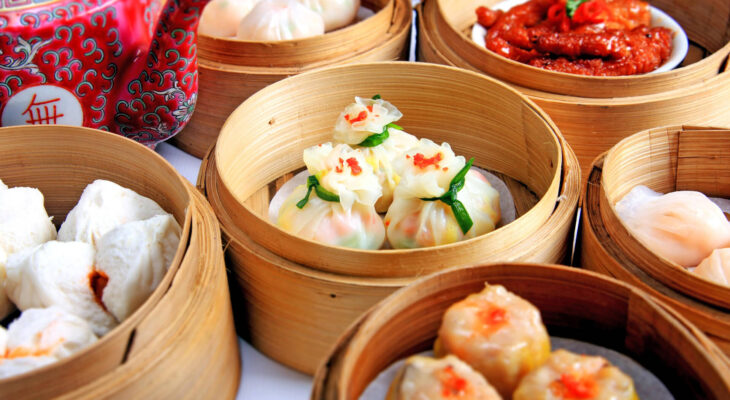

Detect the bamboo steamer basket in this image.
[579,125,730,356]
[0,126,240,399]
[200,61,581,373]
[172,0,413,158]
[417,0,730,180]
[311,263,730,399]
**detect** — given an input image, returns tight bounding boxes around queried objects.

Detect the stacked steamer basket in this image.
[418,0,730,179]
[0,126,240,398]
[172,0,413,158]
[199,62,581,374]
[580,126,730,357]
[311,263,730,399]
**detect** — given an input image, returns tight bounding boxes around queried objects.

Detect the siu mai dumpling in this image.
[693,248,730,287]
[0,307,97,379]
[96,214,181,321]
[333,96,418,212]
[199,0,260,37]
[435,284,550,398]
[58,180,167,247]
[236,0,324,41]
[5,241,118,335]
[387,355,502,400]
[513,349,638,400]
[0,185,57,319]
[276,143,385,249]
[385,140,500,248]
[615,185,730,268]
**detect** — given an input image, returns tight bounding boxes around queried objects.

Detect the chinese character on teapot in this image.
[0,0,210,147]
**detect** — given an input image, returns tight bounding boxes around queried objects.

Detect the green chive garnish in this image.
[357,123,402,147]
[420,158,475,234]
[296,175,340,209]
[372,94,381,100]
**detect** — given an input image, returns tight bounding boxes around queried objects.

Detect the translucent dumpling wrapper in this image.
[333,97,418,212]
[0,307,97,379]
[615,185,730,268]
[435,284,550,398]
[513,349,638,400]
[96,214,182,321]
[693,248,730,287]
[298,0,360,31]
[275,143,385,249]
[0,186,57,320]
[0,178,7,190]
[5,241,118,336]
[387,355,503,400]
[199,0,260,37]
[58,179,168,248]
[236,0,325,41]
[385,140,501,248]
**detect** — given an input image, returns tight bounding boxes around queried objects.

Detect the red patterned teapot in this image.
[0,0,209,147]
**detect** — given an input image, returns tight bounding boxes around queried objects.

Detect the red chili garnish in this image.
[385,219,391,227]
[405,154,411,159]
[443,167,449,171]
[346,157,362,175]
[547,2,571,32]
[412,152,443,169]
[440,365,469,398]
[551,373,598,399]
[345,110,368,124]
[335,157,344,173]
[89,270,109,311]
[366,105,373,112]
[572,0,608,25]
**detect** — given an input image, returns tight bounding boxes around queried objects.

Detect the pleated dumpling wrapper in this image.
[333,96,418,212]
[387,355,503,400]
[5,241,118,335]
[299,0,360,31]
[615,185,730,268]
[434,284,550,398]
[58,179,168,247]
[236,0,324,41]
[199,0,260,37]
[513,349,638,400]
[385,139,500,248]
[276,142,385,249]
[96,214,181,321]
[0,181,57,319]
[693,248,730,287]
[0,306,98,379]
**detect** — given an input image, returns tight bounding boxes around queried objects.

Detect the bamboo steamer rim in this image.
[214,61,567,278]
[312,262,730,399]
[601,125,730,309]
[429,0,730,98]
[0,126,196,389]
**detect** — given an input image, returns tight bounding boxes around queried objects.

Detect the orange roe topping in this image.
[440,365,469,398]
[345,110,368,124]
[385,219,391,227]
[367,105,373,112]
[550,373,598,399]
[5,346,55,359]
[413,152,443,169]
[443,167,449,171]
[89,270,109,311]
[346,157,362,175]
[405,154,411,159]
[335,157,344,173]
[474,305,509,336]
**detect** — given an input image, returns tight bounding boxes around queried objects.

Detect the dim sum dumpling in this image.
[0,186,58,319]
[435,284,550,398]
[693,248,730,287]
[5,241,118,336]
[387,355,503,400]
[96,214,182,321]
[333,96,417,212]
[58,180,167,247]
[0,307,97,379]
[385,140,501,248]
[275,143,385,249]
[0,179,7,190]
[199,0,260,37]
[615,185,730,268]
[513,349,638,400]
[298,0,360,31]
[236,0,325,41]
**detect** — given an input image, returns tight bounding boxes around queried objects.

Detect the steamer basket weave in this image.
[200,61,581,374]
[172,0,412,158]
[579,125,730,356]
[311,263,730,400]
[0,126,240,399]
[417,0,730,180]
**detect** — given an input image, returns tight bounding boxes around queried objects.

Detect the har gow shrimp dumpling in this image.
[298,0,360,31]
[387,355,503,400]
[434,284,550,398]
[513,349,638,400]
[199,0,260,37]
[693,248,730,287]
[58,179,167,247]
[236,0,325,41]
